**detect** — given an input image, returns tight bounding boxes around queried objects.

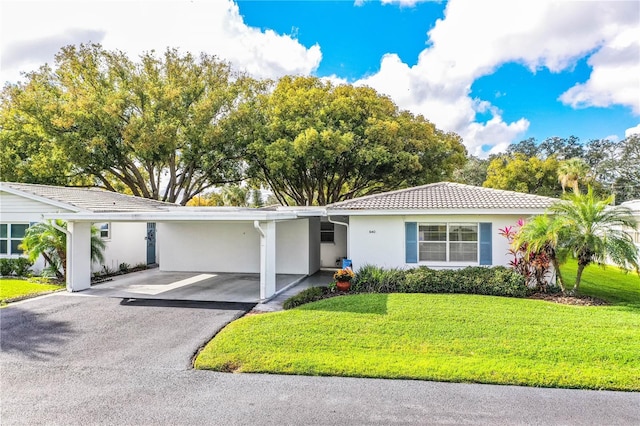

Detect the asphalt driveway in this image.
[2,294,639,425]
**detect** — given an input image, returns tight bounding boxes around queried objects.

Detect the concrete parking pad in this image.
[81,268,305,302]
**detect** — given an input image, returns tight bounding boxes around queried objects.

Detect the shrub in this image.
[12,258,33,277]
[283,286,328,310]
[0,258,15,276]
[354,265,529,298]
[350,264,385,292]
[119,262,131,273]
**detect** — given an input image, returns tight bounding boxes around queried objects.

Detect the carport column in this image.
[67,221,92,292]
[257,221,277,300]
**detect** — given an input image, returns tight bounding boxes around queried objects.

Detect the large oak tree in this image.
[237,76,466,206]
[1,44,256,204]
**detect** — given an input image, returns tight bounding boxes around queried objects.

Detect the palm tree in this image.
[20,220,106,281]
[221,185,249,207]
[513,214,568,293]
[550,187,639,294]
[557,157,590,194]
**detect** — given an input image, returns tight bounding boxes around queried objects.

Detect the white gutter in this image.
[43,211,301,222]
[253,220,265,238]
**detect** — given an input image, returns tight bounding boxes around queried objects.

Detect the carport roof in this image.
[1,182,176,212]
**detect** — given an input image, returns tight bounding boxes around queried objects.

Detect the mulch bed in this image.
[529,293,609,306]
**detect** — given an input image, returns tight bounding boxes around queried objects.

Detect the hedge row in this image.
[351,265,529,298]
[283,286,329,310]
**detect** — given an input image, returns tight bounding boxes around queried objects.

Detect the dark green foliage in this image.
[0,259,14,276]
[12,258,33,277]
[0,258,32,276]
[283,286,328,310]
[351,264,529,298]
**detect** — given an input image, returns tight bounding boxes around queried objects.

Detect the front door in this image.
[146,223,156,265]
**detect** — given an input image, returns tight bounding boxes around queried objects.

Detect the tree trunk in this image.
[42,252,64,281]
[551,258,566,294]
[572,263,586,295]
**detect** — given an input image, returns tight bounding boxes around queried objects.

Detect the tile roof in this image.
[327,182,557,211]
[1,182,177,212]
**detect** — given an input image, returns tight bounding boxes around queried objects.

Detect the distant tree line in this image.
[453,135,640,203]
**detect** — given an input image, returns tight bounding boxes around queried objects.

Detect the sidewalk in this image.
[253,270,334,312]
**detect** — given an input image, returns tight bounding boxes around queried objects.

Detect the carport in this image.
[45,208,324,301]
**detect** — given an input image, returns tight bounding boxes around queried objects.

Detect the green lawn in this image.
[195,263,640,391]
[0,278,64,305]
[561,259,640,305]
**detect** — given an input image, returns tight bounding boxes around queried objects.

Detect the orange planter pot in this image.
[336,281,351,292]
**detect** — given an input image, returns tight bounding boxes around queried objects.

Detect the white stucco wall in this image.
[276,219,312,274]
[348,214,528,271]
[158,219,315,274]
[94,222,148,272]
[320,217,348,268]
[158,222,261,273]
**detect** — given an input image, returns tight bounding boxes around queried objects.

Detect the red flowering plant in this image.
[499,219,552,292]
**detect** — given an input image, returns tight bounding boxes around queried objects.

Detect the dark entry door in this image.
[146,223,156,265]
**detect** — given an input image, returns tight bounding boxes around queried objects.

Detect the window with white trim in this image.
[96,222,110,240]
[320,222,335,243]
[418,223,478,262]
[0,223,29,255]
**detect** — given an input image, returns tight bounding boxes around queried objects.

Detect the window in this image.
[320,222,335,243]
[418,223,478,262]
[96,223,110,239]
[0,223,29,255]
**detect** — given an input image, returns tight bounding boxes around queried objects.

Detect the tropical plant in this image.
[557,157,590,194]
[549,188,639,294]
[20,220,106,281]
[510,216,567,293]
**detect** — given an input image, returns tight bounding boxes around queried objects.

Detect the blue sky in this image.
[1,0,639,156]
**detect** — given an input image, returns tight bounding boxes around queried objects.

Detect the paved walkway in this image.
[254,270,334,312]
[2,290,638,425]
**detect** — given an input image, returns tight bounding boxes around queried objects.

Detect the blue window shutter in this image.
[479,223,492,266]
[405,222,418,264]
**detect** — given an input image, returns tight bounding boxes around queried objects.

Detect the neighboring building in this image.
[620,199,640,261]
[0,182,173,274]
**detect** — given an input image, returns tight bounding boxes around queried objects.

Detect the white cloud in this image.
[354,0,640,156]
[626,124,640,137]
[559,27,640,114]
[0,0,321,85]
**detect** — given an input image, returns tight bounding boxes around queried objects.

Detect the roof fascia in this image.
[42,211,302,222]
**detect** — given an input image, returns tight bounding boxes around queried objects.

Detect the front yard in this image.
[0,278,64,306]
[195,263,640,391]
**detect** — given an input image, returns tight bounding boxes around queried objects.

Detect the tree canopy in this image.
[238,76,467,206]
[1,44,257,204]
[483,153,560,197]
